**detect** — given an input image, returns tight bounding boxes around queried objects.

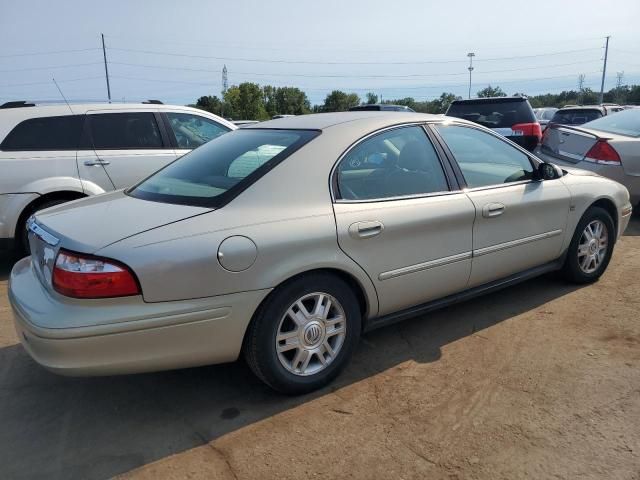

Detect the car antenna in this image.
[52,78,74,114]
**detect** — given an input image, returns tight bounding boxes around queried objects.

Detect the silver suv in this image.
[0,102,235,251]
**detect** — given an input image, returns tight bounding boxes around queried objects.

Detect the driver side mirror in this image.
[537,162,559,181]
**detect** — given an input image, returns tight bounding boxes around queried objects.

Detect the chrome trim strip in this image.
[379,251,472,281]
[27,218,60,247]
[473,229,562,257]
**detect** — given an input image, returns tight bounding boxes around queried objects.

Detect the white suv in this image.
[0,101,235,252]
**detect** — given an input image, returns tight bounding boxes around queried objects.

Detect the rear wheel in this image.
[243,273,361,394]
[16,199,73,255]
[562,206,615,283]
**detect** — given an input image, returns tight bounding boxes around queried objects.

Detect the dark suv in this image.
[445,97,541,151]
[349,104,415,112]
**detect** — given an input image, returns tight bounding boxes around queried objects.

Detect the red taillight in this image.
[512,122,543,141]
[52,250,140,299]
[584,140,621,165]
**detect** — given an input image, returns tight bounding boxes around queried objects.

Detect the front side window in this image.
[166,112,230,149]
[129,129,319,207]
[89,112,163,149]
[0,115,84,151]
[336,125,449,200]
[435,124,534,188]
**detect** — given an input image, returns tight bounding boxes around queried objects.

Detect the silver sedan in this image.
[9,112,633,394]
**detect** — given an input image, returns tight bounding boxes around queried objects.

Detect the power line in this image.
[106,46,602,65]
[0,47,101,58]
[108,59,600,79]
[0,76,104,88]
[0,62,103,73]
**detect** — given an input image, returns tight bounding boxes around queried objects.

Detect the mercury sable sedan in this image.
[9,112,633,394]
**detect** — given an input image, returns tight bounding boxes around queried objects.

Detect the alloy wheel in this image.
[275,292,347,376]
[577,219,609,274]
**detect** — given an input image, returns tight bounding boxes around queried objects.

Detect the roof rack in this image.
[142,99,163,104]
[0,101,36,109]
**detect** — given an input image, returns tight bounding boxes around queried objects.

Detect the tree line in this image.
[192,82,640,120]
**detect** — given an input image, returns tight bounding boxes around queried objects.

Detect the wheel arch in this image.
[589,197,618,239]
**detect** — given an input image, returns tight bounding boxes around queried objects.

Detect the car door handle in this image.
[349,221,384,239]
[482,203,505,218]
[84,159,110,166]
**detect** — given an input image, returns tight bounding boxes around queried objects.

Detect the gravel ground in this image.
[0,214,638,480]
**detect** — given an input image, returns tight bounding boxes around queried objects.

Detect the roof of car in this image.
[450,96,528,105]
[245,111,445,130]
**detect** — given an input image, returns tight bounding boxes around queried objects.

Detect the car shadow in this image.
[0,273,583,480]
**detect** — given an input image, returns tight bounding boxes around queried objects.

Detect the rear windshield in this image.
[581,109,640,137]
[446,100,535,128]
[128,129,319,208]
[551,109,603,125]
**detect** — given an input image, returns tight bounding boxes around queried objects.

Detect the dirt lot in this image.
[0,215,639,480]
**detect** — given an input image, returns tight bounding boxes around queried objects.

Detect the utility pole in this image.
[467,53,475,99]
[578,74,585,104]
[616,71,625,103]
[598,36,610,104]
[101,33,111,103]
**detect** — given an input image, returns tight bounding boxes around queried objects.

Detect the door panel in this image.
[335,194,476,316]
[76,149,115,192]
[86,111,179,189]
[466,180,570,287]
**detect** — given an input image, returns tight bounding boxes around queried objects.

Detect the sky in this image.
[1,0,639,106]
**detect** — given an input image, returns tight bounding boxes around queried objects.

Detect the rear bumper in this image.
[537,151,640,205]
[9,257,271,376]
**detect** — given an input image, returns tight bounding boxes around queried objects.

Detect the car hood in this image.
[33,191,211,253]
[560,166,601,177]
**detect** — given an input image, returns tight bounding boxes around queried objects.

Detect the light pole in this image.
[467,52,475,99]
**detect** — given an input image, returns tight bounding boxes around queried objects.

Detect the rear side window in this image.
[89,112,163,149]
[129,129,320,208]
[1,115,84,151]
[551,109,603,126]
[166,112,230,149]
[446,100,536,128]
[337,126,449,200]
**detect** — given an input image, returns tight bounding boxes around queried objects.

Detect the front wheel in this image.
[243,273,361,394]
[562,206,615,284]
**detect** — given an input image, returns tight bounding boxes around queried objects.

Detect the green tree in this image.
[477,85,507,98]
[224,83,269,120]
[274,87,311,115]
[365,92,378,104]
[322,90,360,112]
[195,95,225,116]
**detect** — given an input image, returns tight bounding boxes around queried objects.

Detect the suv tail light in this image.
[584,139,621,165]
[52,250,140,298]
[512,122,543,141]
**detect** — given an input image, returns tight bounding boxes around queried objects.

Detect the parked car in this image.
[233,120,260,127]
[533,107,558,132]
[349,104,416,112]
[10,112,631,394]
[601,103,625,115]
[0,101,235,252]
[272,114,296,119]
[445,97,541,151]
[537,108,640,206]
[549,106,605,126]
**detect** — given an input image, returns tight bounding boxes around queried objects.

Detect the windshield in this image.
[129,129,320,207]
[446,100,535,128]
[551,109,602,125]
[581,109,640,137]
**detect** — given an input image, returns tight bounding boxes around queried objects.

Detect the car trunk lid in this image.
[539,125,599,163]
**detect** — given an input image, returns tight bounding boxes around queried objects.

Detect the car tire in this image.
[562,206,615,284]
[243,272,361,395]
[16,199,71,256]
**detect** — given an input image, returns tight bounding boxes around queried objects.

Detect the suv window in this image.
[446,99,536,128]
[166,112,230,149]
[337,126,449,200]
[435,124,534,188]
[129,129,319,208]
[89,112,163,149]
[0,115,84,151]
